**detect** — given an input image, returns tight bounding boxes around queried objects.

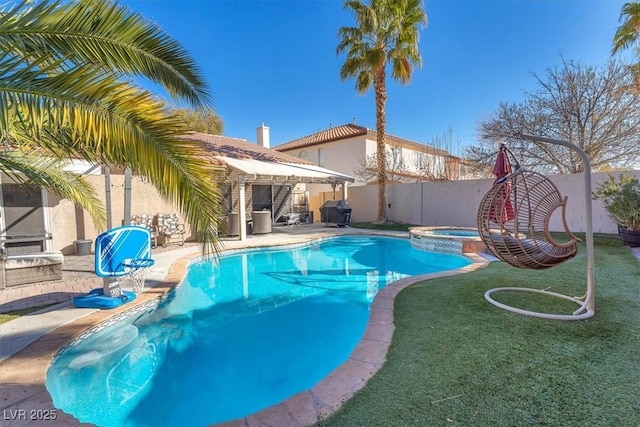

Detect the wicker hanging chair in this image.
[477,157,580,270]
[477,136,595,321]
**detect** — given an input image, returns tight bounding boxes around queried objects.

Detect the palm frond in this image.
[0,0,210,107]
[613,3,640,53]
[0,0,229,255]
[356,71,373,93]
[390,57,412,82]
[0,151,106,229]
[1,60,224,254]
[337,0,427,91]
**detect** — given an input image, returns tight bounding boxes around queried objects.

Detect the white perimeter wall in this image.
[344,171,640,234]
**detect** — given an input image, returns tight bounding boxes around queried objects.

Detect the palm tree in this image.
[613,2,640,90]
[337,0,427,222]
[0,0,224,253]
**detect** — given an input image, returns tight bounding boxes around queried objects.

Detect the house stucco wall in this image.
[282,136,453,191]
[279,136,365,183]
[47,174,188,254]
[278,136,365,199]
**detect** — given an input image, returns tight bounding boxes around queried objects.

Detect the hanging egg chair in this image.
[477,168,580,269]
[476,137,595,321]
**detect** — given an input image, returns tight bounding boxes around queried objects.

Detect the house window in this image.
[317,148,325,167]
[299,150,308,160]
[414,152,425,168]
[252,185,272,212]
[0,177,51,253]
[221,183,233,213]
[1,182,46,237]
[391,146,402,165]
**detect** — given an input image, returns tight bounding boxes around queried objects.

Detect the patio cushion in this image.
[5,252,64,270]
[156,213,185,246]
[3,251,64,288]
[157,213,182,234]
[131,214,154,229]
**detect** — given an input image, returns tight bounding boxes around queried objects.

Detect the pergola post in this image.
[123,167,132,226]
[238,175,247,241]
[104,165,112,229]
[341,181,348,201]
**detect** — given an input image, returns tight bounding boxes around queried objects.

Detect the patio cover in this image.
[216,156,353,241]
[217,156,355,184]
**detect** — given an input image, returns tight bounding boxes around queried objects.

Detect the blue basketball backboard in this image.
[95,226,152,277]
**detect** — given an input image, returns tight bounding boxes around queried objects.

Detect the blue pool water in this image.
[46,236,471,427]
[430,229,480,237]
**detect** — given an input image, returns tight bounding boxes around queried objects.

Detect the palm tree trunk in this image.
[374,66,388,222]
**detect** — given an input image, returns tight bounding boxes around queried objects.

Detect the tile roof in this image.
[179,132,313,165]
[273,124,368,151]
[273,123,449,157]
[179,133,353,183]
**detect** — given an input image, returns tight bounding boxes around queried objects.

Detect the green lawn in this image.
[316,234,640,426]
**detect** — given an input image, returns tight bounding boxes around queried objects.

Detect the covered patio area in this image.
[216,155,354,240]
[179,132,354,241]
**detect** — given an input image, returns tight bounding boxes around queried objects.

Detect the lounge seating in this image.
[284,212,301,226]
[130,214,158,248]
[156,213,185,247]
[2,252,64,288]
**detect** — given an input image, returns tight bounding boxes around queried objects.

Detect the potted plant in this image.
[593,173,640,247]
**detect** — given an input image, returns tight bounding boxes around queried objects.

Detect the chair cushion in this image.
[157,213,183,234]
[5,251,64,270]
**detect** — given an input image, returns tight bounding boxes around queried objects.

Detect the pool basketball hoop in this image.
[95,226,155,296]
[123,258,155,293]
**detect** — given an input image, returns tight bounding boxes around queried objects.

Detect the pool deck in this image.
[2,224,637,426]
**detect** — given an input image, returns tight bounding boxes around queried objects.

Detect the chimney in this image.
[257,122,270,148]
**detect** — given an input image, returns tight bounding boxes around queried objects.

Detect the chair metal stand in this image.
[483,135,595,320]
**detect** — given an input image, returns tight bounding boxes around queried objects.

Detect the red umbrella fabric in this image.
[489,146,515,223]
[492,147,511,179]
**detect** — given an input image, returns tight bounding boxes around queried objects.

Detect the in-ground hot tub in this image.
[409,226,487,254]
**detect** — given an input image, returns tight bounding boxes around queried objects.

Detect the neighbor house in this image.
[273,123,474,191]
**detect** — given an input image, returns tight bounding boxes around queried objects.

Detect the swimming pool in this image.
[46,235,471,426]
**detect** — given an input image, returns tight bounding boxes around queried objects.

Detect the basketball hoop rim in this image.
[122,258,155,269]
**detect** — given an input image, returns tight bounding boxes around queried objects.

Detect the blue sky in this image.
[123,0,631,152]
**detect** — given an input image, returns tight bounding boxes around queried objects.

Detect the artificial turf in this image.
[316,234,640,426]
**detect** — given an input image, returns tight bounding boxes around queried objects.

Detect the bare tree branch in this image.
[413,128,483,180]
[468,57,640,173]
[354,144,410,184]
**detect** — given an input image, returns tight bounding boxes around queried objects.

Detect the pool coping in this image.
[0,229,490,427]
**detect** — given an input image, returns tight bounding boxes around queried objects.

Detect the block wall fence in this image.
[337,171,640,234]
[46,169,640,253]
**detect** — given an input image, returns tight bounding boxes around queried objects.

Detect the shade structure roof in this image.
[217,156,354,184]
[177,132,354,184]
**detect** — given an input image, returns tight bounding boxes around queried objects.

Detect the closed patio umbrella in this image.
[488,145,515,224]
